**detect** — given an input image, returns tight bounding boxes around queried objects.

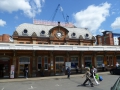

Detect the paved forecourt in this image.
[0,72,119,90]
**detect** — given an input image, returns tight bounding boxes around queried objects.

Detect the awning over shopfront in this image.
[0,43,120,51]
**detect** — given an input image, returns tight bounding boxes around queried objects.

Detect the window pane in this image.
[19,57,30,64]
[59,57,64,62]
[38,57,42,64]
[44,64,48,69]
[44,57,48,63]
[71,57,78,69]
[116,56,120,64]
[96,56,103,67]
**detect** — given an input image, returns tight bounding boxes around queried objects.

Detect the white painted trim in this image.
[0,43,120,51]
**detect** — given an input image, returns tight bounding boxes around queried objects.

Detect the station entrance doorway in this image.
[0,57,10,78]
[18,57,30,77]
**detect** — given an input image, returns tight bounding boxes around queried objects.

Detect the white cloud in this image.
[0,19,6,27]
[0,0,45,18]
[111,17,120,29]
[73,2,111,33]
[99,29,105,34]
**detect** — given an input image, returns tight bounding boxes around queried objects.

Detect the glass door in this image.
[0,59,10,78]
[18,57,30,77]
[55,57,64,75]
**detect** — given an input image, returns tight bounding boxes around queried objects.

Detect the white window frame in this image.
[37,56,42,71]
[107,56,113,66]
[84,56,92,68]
[96,56,103,67]
[19,56,30,64]
[55,56,64,63]
[44,56,48,70]
[70,56,78,69]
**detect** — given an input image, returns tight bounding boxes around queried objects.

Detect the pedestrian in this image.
[67,67,71,79]
[91,66,100,85]
[24,66,28,79]
[76,65,79,73]
[116,62,119,68]
[102,63,105,72]
[82,67,94,87]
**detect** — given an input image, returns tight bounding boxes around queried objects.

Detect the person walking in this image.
[82,67,94,87]
[116,62,119,68]
[91,66,100,85]
[67,67,71,79]
[24,66,28,79]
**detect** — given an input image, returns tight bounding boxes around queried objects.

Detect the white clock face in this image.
[57,32,62,37]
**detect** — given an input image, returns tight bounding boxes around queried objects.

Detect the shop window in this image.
[19,42,24,44]
[55,57,64,62]
[19,57,30,64]
[116,56,120,64]
[96,56,103,67]
[55,43,59,45]
[26,42,30,44]
[38,56,42,70]
[38,42,42,44]
[107,56,113,66]
[84,57,92,67]
[44,56,48,70]
[71,57,78,69]
[60,43,64,45]
[44,43,48,44]
[84,44,87,46]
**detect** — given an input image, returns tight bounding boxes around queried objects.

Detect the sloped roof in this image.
[14,23,93,39]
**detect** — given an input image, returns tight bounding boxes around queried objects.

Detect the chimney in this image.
[58,21,60,26]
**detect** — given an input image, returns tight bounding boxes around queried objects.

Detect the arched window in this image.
[40,30,46,36]
[22,29,28,35]
[85,33,89,39]
[71,32,76,38]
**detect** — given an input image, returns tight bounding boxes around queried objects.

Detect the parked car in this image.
[111,77,120,90]
[110,66,120,75]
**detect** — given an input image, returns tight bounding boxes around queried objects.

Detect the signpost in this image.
[65,62,71,70]
[10,65,15,78]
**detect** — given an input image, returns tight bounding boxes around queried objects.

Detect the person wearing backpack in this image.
[67,67,71,79]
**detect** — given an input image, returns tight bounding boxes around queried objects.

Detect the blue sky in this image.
[0,0,120,36]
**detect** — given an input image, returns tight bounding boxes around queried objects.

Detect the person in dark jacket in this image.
[67,67,71,79]
[24,66,28,79]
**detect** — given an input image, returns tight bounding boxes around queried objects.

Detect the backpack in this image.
[99,76,103,81]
